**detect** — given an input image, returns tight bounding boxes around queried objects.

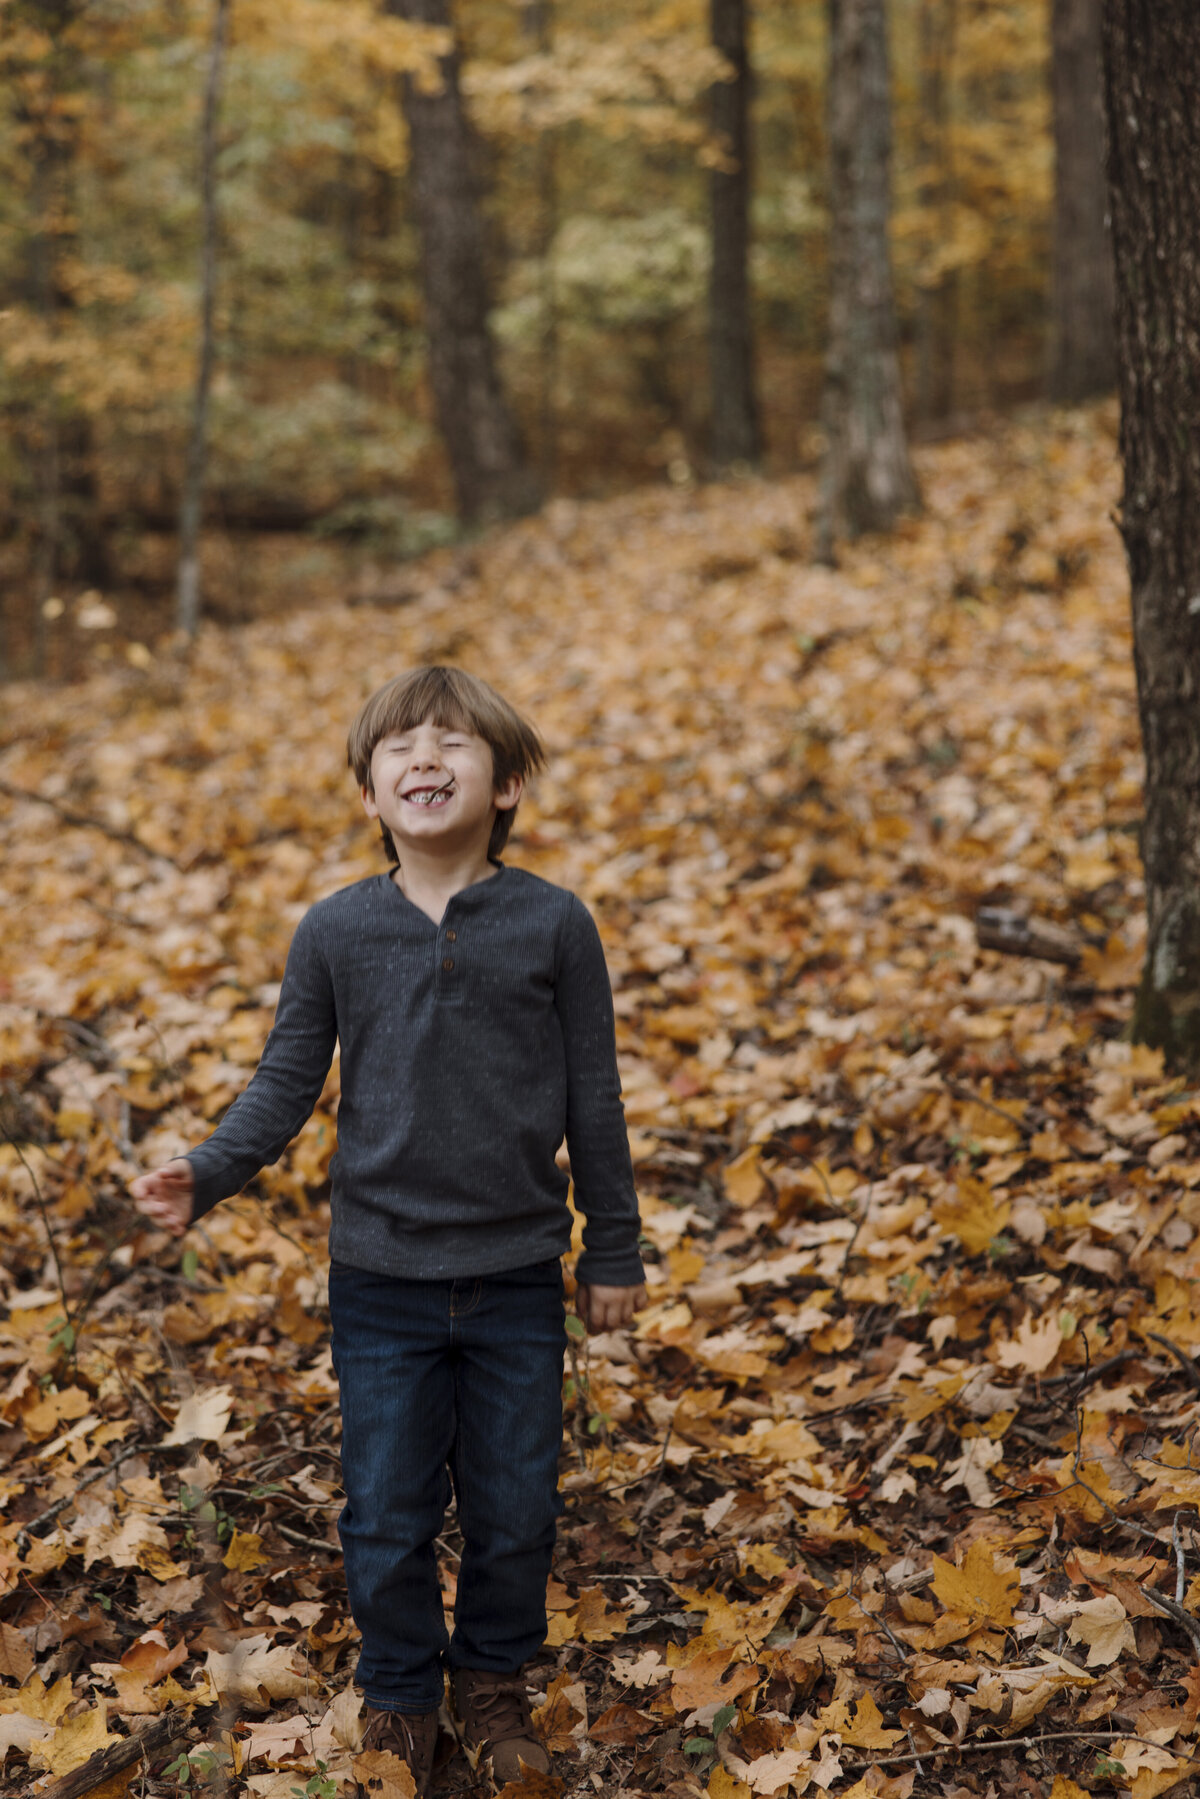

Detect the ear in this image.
[360,782,380,820]
[493,772,523,814]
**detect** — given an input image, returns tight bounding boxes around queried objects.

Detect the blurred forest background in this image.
[0,0,1113,679]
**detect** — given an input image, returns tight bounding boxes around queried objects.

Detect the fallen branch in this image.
[975,907,1082,966]
[842,1728,1200,1775]
[1144,1332,1200,1394]
[37,1707,190,1799]
[275,1521,339,1554]
[17,1440,146,1556]
[1141,1586,1200,1657]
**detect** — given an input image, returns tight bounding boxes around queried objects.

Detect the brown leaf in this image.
[587,1702,653,1745]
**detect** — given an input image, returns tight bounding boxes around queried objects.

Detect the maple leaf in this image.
[204,1634,308,1704]
[669,1646,761,1712]
[40,1703,116,1775]
[991,1309,1066,1373]
[931,1541,1019,1626]
[1067,1594,1136,1667]
[532,1671,587,1752]
[352,1749,418,1799]
[223,1526,269,1571]
[737,1746,813,1796]
[160,1384,236,1446]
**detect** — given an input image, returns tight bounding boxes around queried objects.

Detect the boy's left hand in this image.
[575,1282,647,1335]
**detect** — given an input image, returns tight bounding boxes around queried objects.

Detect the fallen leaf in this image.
[160,1386,236,1447]
[931,1541,1020,1627]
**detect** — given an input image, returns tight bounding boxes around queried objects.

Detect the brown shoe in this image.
[451,1668,551,1785]
[358,1706,439,1798]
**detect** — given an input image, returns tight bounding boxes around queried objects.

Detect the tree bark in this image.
[1050,0,1114,402]
[385,0,539,523]
[1102,0,1200,1071]
[818,0,919,556]
[709,0,761,470]
[176,0,229,639]
[914,0,957,426]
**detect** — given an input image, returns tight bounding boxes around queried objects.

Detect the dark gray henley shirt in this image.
[184,864,645,1287]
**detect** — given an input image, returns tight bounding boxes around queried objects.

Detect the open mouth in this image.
[403,781,455,809]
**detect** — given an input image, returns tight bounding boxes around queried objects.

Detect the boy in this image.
[131,667,647,1795]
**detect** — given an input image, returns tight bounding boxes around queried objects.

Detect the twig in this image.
[1174,1511,1187,1605]
[0,776,180,867]
[841,1730,1200,1775]
[1145,1332,1200,1394]
[276,1521,339,1553]
[0,1122,72,1339]
[1040,1348,1141,1391]
[17,1439,146,1555]
[1141,1586,1200,1657]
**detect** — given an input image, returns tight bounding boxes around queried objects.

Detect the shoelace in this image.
[468,1682,530,1742]
[368,1711,431,1760]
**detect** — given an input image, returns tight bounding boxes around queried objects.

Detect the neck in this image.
[389,839,498,922]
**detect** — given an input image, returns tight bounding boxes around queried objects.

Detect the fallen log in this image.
[37,1708,190,1799]
[975,907,1082,967]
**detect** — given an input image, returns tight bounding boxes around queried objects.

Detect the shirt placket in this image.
[435,910,461,1004]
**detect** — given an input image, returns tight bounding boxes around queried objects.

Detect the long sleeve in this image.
[555,898,644,1287]
[185,911,337,1221]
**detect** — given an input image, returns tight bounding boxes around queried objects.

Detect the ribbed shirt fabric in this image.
[184,864,644,1287]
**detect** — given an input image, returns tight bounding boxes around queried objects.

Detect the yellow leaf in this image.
[723,1146,765,1209]
[708,1768,751,1799]
[223,1528,269,1572]
[826,1693,903,1750]
[352,1750,418,1799]
[933,1177,1011,1256]
[1049,1780,1093,1799]
[42,1703,117,1776]
[931,1540,1019,1626]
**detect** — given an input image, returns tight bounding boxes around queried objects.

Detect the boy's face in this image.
[361,717,521,861]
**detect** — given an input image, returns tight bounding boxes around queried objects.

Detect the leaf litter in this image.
[2,408,1200,1796]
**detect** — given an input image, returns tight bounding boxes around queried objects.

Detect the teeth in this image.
[407,787,452,805]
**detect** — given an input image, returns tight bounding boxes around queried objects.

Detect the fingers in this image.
[129,1161,195,1237]
[576,1283,648,1335]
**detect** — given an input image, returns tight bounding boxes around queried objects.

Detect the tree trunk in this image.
[1051,0,1114,402]
[1103,0,1200,1071]
[386,0,539,523]
[914,0,957,426]
[818,0,919,557]
[176,0,229,639]
[709,0,760,470]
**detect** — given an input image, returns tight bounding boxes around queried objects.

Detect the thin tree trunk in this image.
[385,0,539,522]
[1051,0,1114,401]
[524,0,558,481]
[176,0,229,640]
[915,0,956,426]
[1102,0,1200,1071]
[709,0,760,470]
[818,0,919,558]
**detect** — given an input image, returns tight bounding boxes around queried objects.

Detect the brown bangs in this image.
[347,666,547,862]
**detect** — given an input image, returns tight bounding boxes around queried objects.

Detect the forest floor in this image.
[3,403,1200,1799]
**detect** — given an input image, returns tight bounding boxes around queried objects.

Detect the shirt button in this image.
[445,930,457,942]
[443,958,455,971]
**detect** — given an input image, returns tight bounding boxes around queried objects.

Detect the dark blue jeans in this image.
[328,1257,566,1713]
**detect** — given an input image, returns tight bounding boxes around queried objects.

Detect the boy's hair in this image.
[347,666,547,864]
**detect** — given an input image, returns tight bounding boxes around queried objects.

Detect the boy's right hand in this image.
[129,1159,195,1238]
